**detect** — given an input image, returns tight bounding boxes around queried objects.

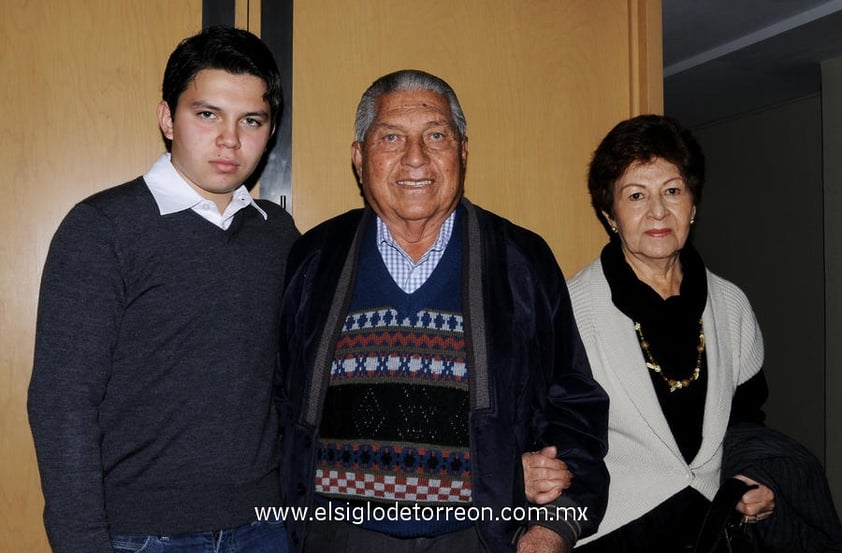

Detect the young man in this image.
[28,26,298,553]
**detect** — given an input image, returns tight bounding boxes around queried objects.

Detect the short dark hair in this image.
[588,114,704,221]
[161,26,283,129]
[354,69,467,142]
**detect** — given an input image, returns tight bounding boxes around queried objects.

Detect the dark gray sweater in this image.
[28,178,298,553]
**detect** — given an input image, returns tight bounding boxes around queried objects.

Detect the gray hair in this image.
[353,69,468,142]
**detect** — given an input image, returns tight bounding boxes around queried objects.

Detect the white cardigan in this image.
[568,257,764,543]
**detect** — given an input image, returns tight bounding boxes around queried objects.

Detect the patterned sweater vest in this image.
[316,222,472,536]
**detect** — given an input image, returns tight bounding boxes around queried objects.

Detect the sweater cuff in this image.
[526,495,583,547]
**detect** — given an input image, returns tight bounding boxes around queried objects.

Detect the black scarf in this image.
[601,238,709,463]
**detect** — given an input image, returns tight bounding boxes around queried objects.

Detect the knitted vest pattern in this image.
[316,228,472,508]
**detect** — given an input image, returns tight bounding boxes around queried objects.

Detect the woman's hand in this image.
[521,446,572,504]
[732,474,775,522]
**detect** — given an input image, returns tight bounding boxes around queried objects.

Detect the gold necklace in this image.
[633,318,705,393]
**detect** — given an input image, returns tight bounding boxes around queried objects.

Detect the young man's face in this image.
[157,69,274,210]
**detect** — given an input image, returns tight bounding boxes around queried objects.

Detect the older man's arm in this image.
[527,235,610,545]
[517,525,570,553]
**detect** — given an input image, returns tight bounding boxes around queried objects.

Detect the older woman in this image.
[527,115,775,551]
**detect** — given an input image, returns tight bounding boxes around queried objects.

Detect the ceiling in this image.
[662,0,842,128]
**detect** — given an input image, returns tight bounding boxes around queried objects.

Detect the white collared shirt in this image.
[144,153,267,229]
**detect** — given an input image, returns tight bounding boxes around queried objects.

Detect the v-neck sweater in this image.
[29,177,299,548]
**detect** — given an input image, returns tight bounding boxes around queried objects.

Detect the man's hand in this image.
[517,525,569,553]
[732,474,775,522]
[521,446,572,504]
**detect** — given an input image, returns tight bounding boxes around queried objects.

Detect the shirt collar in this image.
[143,153,267,220]
[376,210,455,259]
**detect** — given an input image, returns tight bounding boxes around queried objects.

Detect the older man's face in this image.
[352,90,467,235]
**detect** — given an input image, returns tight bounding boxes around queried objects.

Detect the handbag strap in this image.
[693,478,758,553]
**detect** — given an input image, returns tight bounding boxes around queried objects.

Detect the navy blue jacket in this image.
[277,199,609,551]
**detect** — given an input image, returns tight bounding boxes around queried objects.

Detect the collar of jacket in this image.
[301,197,492,427]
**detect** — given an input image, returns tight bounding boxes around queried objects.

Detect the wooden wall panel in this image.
[291,0,662,275]
[0,2,201,550]
[1,0,659,549]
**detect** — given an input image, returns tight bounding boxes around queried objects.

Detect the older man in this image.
[277,70,608,553]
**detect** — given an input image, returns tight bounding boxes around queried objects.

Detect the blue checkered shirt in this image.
[376,212,455,293]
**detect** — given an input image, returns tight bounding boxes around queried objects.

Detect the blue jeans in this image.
[111,519,289,553]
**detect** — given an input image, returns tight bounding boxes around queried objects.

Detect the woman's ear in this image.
[601,210,618,233]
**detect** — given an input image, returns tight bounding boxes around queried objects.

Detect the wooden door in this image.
[289,0,662,274]
[0,1,660,550]
[1,2,201,550]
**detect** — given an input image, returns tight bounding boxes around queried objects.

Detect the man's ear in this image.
[157,101,174,140]
[352,141,364,182]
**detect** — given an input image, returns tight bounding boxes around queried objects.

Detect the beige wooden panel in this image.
[0,1,201,550]
[1,0,660,549]
[629,0,664,116]
[236,0,260,36]
[292,0,662,275]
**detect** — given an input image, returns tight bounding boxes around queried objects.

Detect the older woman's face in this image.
[603,157,696,265]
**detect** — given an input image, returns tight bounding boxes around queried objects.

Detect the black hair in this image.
[161,26,282,131]
[588,114,704,223]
